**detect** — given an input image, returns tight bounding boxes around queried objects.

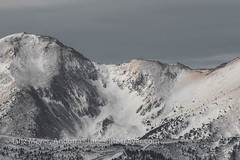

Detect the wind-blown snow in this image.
[164,58,240,138]
[79,63,145,140]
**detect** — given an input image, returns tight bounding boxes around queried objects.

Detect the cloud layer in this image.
[0,0,78,9]
[0,0,240,68]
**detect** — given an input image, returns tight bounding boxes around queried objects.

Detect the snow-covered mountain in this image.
[0,33,106,139]
[143,58,240,140]
[0,33,239,141]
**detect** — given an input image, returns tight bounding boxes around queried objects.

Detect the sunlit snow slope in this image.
[0,33,239,141]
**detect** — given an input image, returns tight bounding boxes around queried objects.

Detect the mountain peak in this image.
[228,57,240,64]
[0,33,74,52]
[0,33,101,139]
[126,58,190,71]
[0,33,94,88]
[1,32,38,42]
[209,57,240,73]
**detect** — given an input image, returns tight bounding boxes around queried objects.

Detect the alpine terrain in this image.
[0,33,240,159]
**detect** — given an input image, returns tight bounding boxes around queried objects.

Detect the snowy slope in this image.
[91,58,240,140]
[88,60,190,140]
[143,58,240,140]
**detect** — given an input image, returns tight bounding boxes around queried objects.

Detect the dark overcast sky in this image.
[0,0,240,68]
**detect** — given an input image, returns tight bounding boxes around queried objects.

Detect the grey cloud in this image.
[0,0,240,68]
[0,0,79,9]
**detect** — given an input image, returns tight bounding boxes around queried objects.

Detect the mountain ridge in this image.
[0,33,240,142]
